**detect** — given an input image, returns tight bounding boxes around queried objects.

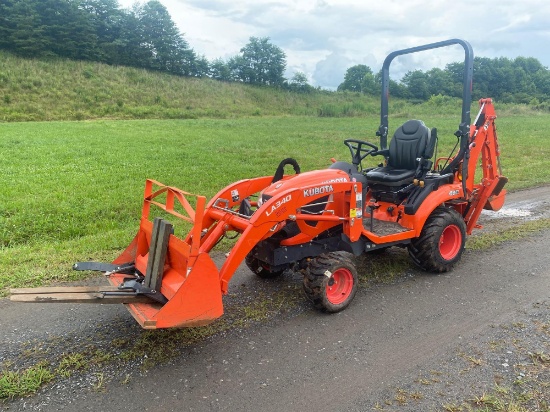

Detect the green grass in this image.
[1,50,548,123]
[0,117,364,293]
[0,50,384,121]
[1,113,550,294]
[0,362,53,399]
[467,218,550,250]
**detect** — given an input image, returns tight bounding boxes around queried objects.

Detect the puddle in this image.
[479,194,550,224]
[482,206,534,220]
[481,198,541,220]
[492,208,532,217]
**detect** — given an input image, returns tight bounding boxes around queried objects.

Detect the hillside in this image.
[0,51,387,122]
[1,52,545,123]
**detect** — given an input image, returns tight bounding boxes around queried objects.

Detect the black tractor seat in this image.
[366,119,435,187]
[366,167,417,187]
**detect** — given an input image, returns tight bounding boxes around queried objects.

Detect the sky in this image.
[119,0,550,89]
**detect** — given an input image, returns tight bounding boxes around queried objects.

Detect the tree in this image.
[534,70,550,96]
[40,0,97,60]
[191,54,210,77]
[425,68,453,96]
[138,1,195,75]
[288,71,313,93]
[388,79,409,99]
[402,70,430,100]
[514,56,544,75]
[233,37,286,86]
[0,0,17,52]
[338,64,372,93]
[0,0,205,77]
[361,71,378,95]
[209,58,232,81]
[4,0,49,57]
[79,0,124,62]
[227,55,247,82]
[111,5,150,68]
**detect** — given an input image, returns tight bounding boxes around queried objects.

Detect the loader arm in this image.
[214,180,361,293]
[102,176,360,327]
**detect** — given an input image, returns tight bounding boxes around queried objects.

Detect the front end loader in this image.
[11,39,507,329]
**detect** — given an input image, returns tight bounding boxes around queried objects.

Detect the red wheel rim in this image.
[326,268,354,305]
[439,225,462,260]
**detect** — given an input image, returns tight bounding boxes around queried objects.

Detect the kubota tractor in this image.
[12,39,507,329]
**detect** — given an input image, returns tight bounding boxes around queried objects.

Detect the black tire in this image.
[408,207,466,273]
[245,255,284,279]
[303,252,358,313]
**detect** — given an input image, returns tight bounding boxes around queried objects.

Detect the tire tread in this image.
[303,252,357,312]
[408,206,466,273]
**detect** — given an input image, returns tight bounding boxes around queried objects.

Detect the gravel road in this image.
[1,186,550,411]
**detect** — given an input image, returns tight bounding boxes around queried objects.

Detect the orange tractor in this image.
[11,39,507,329]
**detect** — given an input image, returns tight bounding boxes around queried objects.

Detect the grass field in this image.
[1,113,550,294]
[1,50,547,123]
[0,50,383,122]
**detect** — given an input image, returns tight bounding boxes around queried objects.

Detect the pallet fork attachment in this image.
[107,180,225,329]
[11,180,225,329]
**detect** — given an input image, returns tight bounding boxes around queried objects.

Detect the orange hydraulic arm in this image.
[462,99,508,234]
[104,170,361,329]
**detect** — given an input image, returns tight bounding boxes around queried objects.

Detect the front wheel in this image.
[303,252,358,313]
[408,207,466,272]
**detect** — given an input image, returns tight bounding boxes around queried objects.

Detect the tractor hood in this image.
[261,168,351,200]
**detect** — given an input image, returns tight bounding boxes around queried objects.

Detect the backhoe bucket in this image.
[106,179,224,329]
[483,177,508,212]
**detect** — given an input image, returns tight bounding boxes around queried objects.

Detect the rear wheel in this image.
[408,207,466,272]
[245,255,285,279]
[303,252,358,313]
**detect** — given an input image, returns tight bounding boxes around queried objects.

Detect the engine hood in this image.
[261,168,351,199]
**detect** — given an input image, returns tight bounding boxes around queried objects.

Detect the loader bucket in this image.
[109,179,224,329]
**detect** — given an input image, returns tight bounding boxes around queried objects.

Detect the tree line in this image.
[0,0,312,90]
[1,0,550,103]
[338,57,550,104]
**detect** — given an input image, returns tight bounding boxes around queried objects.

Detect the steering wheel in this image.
[343,139,378,166]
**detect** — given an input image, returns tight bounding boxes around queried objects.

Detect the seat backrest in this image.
[388,120,430,170]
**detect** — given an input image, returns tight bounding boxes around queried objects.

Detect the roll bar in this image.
[377,39,474,150]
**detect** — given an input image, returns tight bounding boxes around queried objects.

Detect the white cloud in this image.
[491,14,531,34]
[118,0,550,88]
[312,51,352,89]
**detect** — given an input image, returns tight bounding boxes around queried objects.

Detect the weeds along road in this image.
[2,186,550,411]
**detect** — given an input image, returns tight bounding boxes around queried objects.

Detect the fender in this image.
[400,182,465,237]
